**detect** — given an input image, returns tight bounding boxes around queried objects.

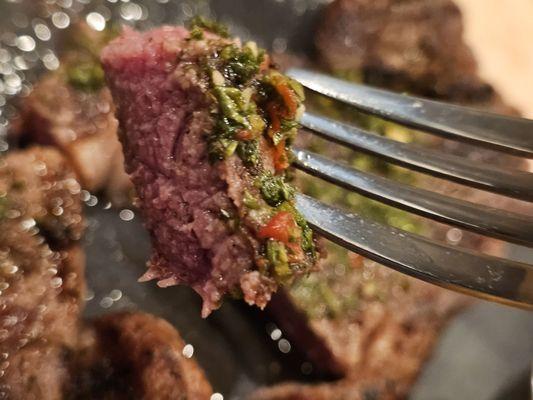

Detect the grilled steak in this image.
[0,149,212,398]
[13,23,132,205]
[71,312,213,400]
[315,0,493,102]
[102,21,319,316]
[262,259,466,398]
[251,380,396,400]
[0,147,84,248]
[0,147,85,399]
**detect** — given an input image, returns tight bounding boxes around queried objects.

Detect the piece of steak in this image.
[102,22,319,316]
[70,312,213,400]
[0,147,84,248]
[315,0,493,103]
[12,23,132,205]
[261,258,466,398]
[0,147,85,399]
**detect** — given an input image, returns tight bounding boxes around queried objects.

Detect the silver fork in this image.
[287,68,533,310]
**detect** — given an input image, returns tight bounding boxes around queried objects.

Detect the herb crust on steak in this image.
[102,20,319,316]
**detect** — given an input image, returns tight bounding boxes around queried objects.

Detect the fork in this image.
[287,68,533,310]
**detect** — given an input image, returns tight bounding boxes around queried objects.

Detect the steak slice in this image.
[0,147,84,248]
[102,23,318,316]
[265,260,466,396]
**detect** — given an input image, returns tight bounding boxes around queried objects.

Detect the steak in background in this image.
[71,312,213,400]
[11,23,132,206]
[0,149,213,399]
[316,0,499,106]
[0,147,85,399]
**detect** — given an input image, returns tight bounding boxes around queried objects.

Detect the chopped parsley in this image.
[258,174,294,207]
[188,17,317,284]
[188,16,230,38]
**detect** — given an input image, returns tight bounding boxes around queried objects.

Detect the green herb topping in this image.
[187,18,317,284]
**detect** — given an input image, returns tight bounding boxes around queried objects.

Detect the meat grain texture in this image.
[102,26,312,316]
[0,148,213,399]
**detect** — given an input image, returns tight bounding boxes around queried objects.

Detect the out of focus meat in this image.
[316,0,494,103]
[0,147,84,248]
[15,73,131,204]
[261,262,467,398]
[251,380,396,400]
[3,345,70,400]
[71,312,213,400]
[0,147,85,399]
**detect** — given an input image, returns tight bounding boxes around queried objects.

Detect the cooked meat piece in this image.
[265,259,466,393]
[12,23,132,205]
[251,380,396,400]
[15,73,131,202]
[0,233,84,400]
[102,22,319,316]
[0,147,84,248]
[0,147,85,399]
[0,218,84,365]
[315,0,493,102]
[2,344,70,400]
[70,312,213,400]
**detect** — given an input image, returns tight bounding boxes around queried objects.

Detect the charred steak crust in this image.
[102,22,318,316]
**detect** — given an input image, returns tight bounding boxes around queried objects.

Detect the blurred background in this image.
[1,1,532,399]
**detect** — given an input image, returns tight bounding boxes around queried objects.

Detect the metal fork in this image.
[287,68,533,310]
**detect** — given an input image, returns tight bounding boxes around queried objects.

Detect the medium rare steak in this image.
[102,21,319,316]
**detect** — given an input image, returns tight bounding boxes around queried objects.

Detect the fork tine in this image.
[288,68,533,157]
[293,149,533,247]
[296,194,533,309]
[302,112,533,202]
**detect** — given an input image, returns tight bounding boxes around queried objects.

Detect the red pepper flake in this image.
[272,140,290,172]
[274,80,299,117]
[258,211,298,244]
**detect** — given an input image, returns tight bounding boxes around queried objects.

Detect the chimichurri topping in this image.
[187,18,317,284]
